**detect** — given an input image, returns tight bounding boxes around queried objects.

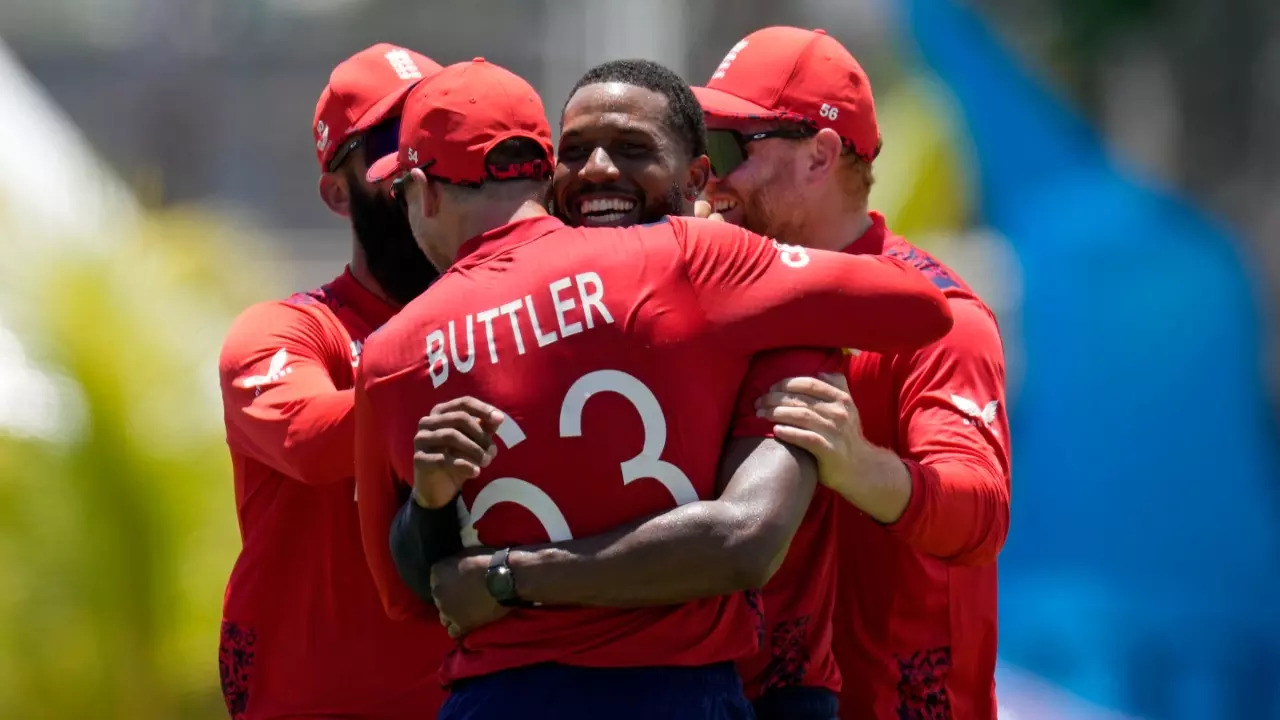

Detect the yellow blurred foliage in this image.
[0,208,285,719]
[869,76,976,246]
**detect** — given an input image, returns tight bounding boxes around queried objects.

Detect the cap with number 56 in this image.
[692,27,880,162]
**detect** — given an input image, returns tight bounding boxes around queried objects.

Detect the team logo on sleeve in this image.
[236,348,292,394]
[772,240,810,268]
[949,394,999,434]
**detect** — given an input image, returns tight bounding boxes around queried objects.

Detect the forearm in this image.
[389,494,464,604]
[276,391,357,481]
[826,442,913,524]
[511,503,757,607]
[234,389,356,484]
[512,440,816,608]
[887,458,1010,565]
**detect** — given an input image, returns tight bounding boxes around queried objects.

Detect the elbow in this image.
[724,515,794,589]
[939,487,1011,567]
[878,291,954,354]
[284,436,353,485]
[973,498,1012,565]
[910,291,954,348]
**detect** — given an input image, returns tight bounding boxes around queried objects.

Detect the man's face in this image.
[553,82,690,228]
[342,126,440,305]
[400,176,452,275]
[703,119,810,242]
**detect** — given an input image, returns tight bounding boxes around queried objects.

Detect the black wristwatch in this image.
[485,548,534,608]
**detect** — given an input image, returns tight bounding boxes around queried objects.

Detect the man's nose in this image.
[581,147,620,183]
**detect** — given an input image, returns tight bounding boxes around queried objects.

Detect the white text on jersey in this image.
[425,272,615,388]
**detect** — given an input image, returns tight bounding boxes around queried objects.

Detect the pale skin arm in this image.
[756,371,913,523]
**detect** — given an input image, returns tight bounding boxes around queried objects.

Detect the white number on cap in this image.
[820,103,839,120]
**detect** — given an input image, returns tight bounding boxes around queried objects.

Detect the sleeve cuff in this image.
[884,458,932,536]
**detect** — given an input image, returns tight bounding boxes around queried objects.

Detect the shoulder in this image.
[360,295,432,382]
[937,296,1003,357]
[894,295,1003,379]
[219,293,351,374]
[881,236,976,299]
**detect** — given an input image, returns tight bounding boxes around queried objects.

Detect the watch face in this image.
[486,567,516,600]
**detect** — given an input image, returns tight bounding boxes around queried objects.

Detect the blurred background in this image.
[0,0,1276,718]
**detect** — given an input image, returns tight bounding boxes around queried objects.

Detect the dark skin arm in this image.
[387,398,504,608]
[419,398,816,636]
[509,437,815,607]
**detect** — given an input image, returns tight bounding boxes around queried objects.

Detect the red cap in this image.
[693,27,880,161]
[312,43,442,171]
[366,58,554,185]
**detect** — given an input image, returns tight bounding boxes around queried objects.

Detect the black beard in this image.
[348,182,439,306]
[637,182,686,224]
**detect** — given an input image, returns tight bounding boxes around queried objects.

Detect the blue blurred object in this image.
[898,1,1280,718]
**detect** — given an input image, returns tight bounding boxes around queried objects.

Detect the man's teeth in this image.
[581,198,637,215]
[585,212,627,224]
[713,199,738,213]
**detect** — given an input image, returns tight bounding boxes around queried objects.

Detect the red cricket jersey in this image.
[218,268,451,720]
[731,349,848,700]
[833,213,1011,720]
[355,214,952,683]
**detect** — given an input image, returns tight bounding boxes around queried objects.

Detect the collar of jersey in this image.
[843,210,889,256]
[452,214,566,270]
[331,266,398,327]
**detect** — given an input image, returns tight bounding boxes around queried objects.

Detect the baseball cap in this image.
[366,58,554,186]
[312,43,442,171]
[692,27,880,161]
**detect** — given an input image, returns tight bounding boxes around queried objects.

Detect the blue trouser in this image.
[752,686,839,720]
[439,662,755,720]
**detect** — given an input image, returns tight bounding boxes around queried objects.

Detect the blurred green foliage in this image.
[0,209,282,719]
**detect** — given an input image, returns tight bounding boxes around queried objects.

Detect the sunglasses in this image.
[705,127,818,177]
[390,160,488,211]
[326,117,402,173]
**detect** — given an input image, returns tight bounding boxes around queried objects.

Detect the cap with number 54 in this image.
[692,26,880,162]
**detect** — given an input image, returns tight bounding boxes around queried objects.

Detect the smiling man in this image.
[695,27,1012,720]
[553,59,708,227]
[401,59,863,720]
[360,58,958,720]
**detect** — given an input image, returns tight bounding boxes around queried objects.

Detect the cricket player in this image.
[216,44,452,720]
[414,57,847,720]
[696,27,1012,720]
[353,58,953,720]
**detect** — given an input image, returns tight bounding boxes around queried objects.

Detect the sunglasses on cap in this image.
[327,117,402,173]
[705,126,818,178]
[390,156,553,210]
[389,160,488,211]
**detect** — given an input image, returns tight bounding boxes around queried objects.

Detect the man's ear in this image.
[807,128,844,181]
[319,172,351,217]
[685,154,712,201]
[408,168,442,220]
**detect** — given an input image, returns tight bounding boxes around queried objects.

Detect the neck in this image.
[445,198,550,263]
[792,192,873,253]
[349,239,399,307]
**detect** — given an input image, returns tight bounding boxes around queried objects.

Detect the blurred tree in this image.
[0,209,281,719]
